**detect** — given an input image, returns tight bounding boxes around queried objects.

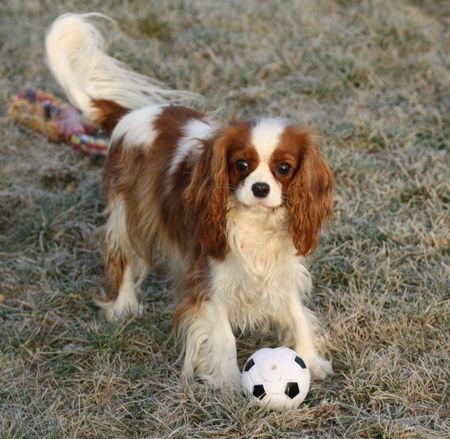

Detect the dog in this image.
[46,13,334,386]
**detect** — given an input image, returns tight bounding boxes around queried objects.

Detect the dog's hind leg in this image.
[96,195,148,320]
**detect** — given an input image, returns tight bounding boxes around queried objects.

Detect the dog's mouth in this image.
[240,200,282,211]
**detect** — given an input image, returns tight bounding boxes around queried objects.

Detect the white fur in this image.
[236,162,282,208]
[183,200,332,383]
[111,105,164,149]
[285,294,334,379]
[100,265,144,320]
[181,300,241,387]
[45,13,194,121]
[102,194,132,257]
[213,202,308,329]
[251,118,286,161]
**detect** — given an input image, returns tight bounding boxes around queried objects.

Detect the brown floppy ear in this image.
[286,129,333,256]
[183,134,229,260]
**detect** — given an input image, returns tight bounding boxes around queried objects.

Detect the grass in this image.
[0,0,448,437]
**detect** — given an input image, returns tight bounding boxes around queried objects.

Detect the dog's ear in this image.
[286,129,333,256]
[184,133,229,259]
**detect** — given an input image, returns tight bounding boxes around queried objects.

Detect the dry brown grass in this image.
[1,0,449,438]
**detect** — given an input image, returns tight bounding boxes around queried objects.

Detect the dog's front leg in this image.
[280,294,333,380]
[181,299,241,388]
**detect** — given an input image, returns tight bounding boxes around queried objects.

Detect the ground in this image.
[0,0,448,438]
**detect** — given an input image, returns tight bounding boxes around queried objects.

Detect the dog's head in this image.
[184,119,333,259]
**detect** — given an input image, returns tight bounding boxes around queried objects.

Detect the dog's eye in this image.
[276,163,291,176]
[236,159,249,174]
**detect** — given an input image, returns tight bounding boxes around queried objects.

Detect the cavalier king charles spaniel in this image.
[46,13,334,385]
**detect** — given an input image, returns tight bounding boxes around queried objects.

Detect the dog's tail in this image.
[45,13,193,134]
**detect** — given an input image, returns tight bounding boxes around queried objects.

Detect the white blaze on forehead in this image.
[235,118,287,209]
[111,105,165,149]
[250,118,287,163]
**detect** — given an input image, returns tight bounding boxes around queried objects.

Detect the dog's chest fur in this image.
[209,201,312,329]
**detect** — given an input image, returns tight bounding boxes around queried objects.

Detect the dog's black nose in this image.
[251,182,270,198]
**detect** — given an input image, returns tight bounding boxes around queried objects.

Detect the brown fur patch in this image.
[278,126,333,255]
[225,122,259,187]
[103,105,207,270]
[91,99,130,136]
[172,255,209,329]
[183,122,254,260]
[101,245,126,301]
[102,105,215,325]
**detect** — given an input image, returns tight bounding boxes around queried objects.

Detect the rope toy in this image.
[8,88,108,157]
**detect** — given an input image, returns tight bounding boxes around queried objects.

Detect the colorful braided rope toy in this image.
[8,88,108,157]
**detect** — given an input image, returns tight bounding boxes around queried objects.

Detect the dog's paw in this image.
[218,369,242,390]
[199,365,241,390]
[306,356,333,380]
[96,298,144,321]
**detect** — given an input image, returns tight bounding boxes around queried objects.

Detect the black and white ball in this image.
[241,347,310,410]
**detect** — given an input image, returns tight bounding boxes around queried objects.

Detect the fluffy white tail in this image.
[45,13,193,123]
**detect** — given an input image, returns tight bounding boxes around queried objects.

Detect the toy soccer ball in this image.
[241,347,310,410]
